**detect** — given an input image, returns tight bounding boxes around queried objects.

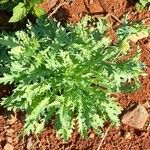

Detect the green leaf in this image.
[0,36,18,48]
[119,40,130,54]
[24,97,49,135]
[9,2,28,23]
[136,0,150,11]
[0,0,9,4]
[91,114,104,134]
[0,73,14,85]
[34,5,45,17]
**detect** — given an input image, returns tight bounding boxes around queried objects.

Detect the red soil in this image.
[0,0,150,149]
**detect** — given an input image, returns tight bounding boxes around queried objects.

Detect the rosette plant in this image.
[0,16,149,141]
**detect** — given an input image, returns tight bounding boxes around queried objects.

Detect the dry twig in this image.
[139,40,150,52]
[106,13,122,24]
[97,124,112,150]
[47,0,71,19]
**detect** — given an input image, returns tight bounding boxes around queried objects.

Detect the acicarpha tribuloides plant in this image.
[0,16,149,141]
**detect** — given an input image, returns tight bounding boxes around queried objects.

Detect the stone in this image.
[6,129,15,135]
[4,143,14,150]
[143,101,150,109]
[89,133,95,139]
[146,42,150,49]
[124,132,132,140]
[121,105,149,129]
[89,0,94,5]
[6,137,13,143]
[27,137,33,149]
[129,32,149,43]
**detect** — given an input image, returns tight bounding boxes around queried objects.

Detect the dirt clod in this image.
[121,105,149,129]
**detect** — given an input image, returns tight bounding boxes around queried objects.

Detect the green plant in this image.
[0,46,10,76]
[0,16,149,141]
[136,0,150,11]
[0,0,14,11]
[0,33,12,76]
[0,0,45,22]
